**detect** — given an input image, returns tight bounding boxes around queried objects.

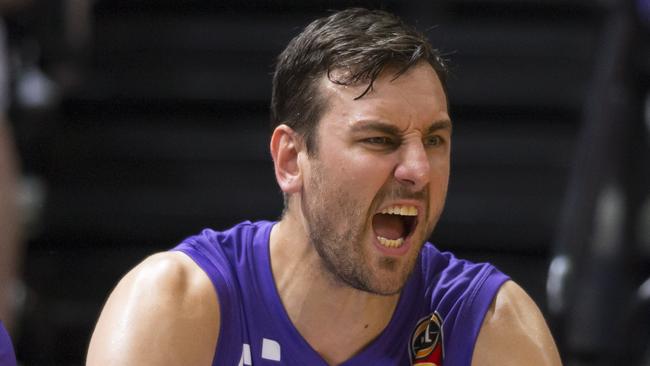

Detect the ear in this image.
[270,124,304,194]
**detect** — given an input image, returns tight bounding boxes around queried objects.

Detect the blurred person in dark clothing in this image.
[0,0,27,334]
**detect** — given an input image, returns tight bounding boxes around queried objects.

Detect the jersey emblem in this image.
[409,312,444,366]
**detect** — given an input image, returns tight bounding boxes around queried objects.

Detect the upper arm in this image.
[472,280,562,366]
[86,251,220,366]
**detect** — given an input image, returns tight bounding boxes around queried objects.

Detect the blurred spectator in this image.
[0,0,28,333]
[0,115,20,333]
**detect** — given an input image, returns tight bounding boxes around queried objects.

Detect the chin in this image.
[366,256,417,295]
[364,279,407,296]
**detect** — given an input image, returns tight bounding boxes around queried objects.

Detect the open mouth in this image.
[371,205,418,249]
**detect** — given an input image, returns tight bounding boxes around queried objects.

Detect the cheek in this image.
[430,154,450,181]
[427,156,450,199]
[340,154,395,190]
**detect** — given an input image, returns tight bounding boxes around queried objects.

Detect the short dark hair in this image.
[270,7,448,153]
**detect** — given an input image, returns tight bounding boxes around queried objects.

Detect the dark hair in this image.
[270,7,448,154]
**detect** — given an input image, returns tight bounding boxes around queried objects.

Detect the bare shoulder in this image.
[86,251,220,366]
[472,280,562,366]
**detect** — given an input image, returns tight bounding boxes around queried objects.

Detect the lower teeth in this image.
[377,236,404,248]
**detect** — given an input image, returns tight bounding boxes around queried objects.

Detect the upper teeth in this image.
[380,205,418,216]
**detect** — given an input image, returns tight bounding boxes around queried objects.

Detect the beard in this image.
[300,161,435,296]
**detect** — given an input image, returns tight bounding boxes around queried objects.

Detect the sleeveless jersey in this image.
[0,321,17,366]
[172,221,509,366]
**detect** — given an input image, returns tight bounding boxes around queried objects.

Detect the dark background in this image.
[4,0,650,365]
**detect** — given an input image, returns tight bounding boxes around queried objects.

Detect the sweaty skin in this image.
[473,281,562,366]
[86,253,220,365]
[86,63,561,365]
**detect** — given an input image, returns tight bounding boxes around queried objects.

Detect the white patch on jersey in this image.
[238,343,252,366]
[261,338,281,361]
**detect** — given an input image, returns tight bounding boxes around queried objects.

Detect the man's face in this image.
[299,62,452,295]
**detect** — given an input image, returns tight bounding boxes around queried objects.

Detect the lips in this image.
[372,204,418,249]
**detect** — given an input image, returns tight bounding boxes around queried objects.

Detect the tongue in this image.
[372,213,405,240]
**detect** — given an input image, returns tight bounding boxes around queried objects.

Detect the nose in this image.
[394,140,431,191]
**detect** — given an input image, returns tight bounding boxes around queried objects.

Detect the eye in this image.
[364,136,394,145]
[424,135,443,147]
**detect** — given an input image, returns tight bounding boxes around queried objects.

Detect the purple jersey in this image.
[0,321,17,366]
[173,221,508,366]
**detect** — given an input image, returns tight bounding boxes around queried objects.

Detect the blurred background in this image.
[0,0,649,365]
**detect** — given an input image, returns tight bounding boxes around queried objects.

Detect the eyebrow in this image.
[427,119,453,135]
[350,119,453,135]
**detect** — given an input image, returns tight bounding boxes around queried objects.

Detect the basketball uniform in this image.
[172,221,508,366]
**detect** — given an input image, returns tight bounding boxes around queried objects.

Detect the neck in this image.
[269,214,401,365]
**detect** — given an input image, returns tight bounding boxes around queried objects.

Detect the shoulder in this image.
[419,246,507,306]
[127,251,217,305]
[472,280,562,366]
[177,221,271,260]
[419,244,495,280]
[87,252,220,366]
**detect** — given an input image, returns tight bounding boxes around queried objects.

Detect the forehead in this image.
[318,63,449,132]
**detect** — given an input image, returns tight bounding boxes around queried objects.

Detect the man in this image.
[87,8,561,366]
